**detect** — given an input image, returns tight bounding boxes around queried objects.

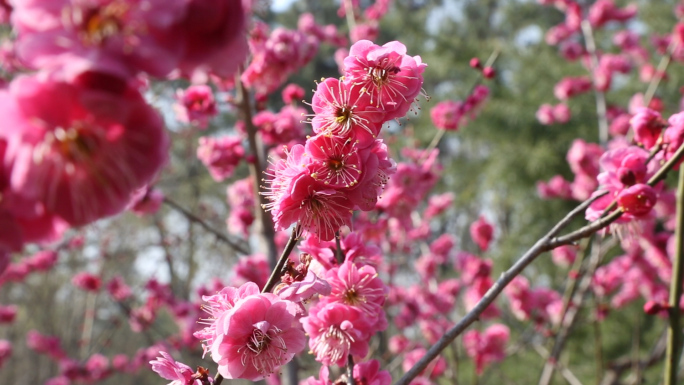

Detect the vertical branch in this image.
[343,0,357,36]
[664,164,684,385]
[79,292,97,358]
[347,354,356,385]
[235,72,278,268]
[538,237,606,385]
[154,217,179,297]
[592,296,604,385]
[580,20,608,146]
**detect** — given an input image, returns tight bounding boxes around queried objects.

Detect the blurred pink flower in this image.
[463,324,510,374]
[196,136,244,182]
[470,216,494,252]
[175,85,218,129]
[1,74,168,226]
[72,272,101,292]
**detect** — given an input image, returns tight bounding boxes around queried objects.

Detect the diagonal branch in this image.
[162,196,250,255]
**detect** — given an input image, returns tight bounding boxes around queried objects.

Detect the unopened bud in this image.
[469,58,482,69]
[483,67,496,79]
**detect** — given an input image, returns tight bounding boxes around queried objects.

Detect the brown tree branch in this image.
[162,196,250,255]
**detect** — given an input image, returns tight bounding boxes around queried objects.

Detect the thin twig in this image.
[664,163,684,385]
[419,49,500,163]
[553,237,591,336]
[580,20,608,146]
[533,344,584,385]
[262,227,300,293]
[600,328,668,385]
[235,74,279,268]
[644,41,678,107]
[162,197,249,254]
[343,0,356,36]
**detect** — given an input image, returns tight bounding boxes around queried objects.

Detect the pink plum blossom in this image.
[554,76,592,100]
[402,348,446,379]
[0,340,11,369]
[71,272,102,291]
[107,276,132,301]
[13,0,187,79]
[470,216,494,252]
[226,177,255,237]
[566,139,603,178]
[431,100,463,130]
[232,254,270,290]
[0,74,168,226]
[194,282,261,357]
[301,302,373,366]
[536,104,555,125]
[150,351,207,385]
[276,268,331,307]
[26,330,65,360]
[210,293,305,381]
[175,85,218,129]
[323,261,387,320]
[617,183,658,218]
[463,324,510,374]
[310,77,385,148]
[306,134,363,189]
[25,250,58,271]
[343,40,427,120]
[282,84,305,104]
[0,305,17,323]
[631,108,666,149]
[552,245,577,267]
[271,174,354,241]
[128,186,164,216]
[174,0,249,80]
[537,175,573,199]
[588,0,637,28]
[196,136,244,182]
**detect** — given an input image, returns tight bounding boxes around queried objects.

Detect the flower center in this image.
[343,288,360,305]
[618,169,636,186]
[68,2,130,46]
[369,65,400,87]
[246,329,271,354]
[335,107,352,124]
[327,158,345,171]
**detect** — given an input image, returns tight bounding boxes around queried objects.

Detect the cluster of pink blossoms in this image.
[534,0,684,318]
[264,40,427,241]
